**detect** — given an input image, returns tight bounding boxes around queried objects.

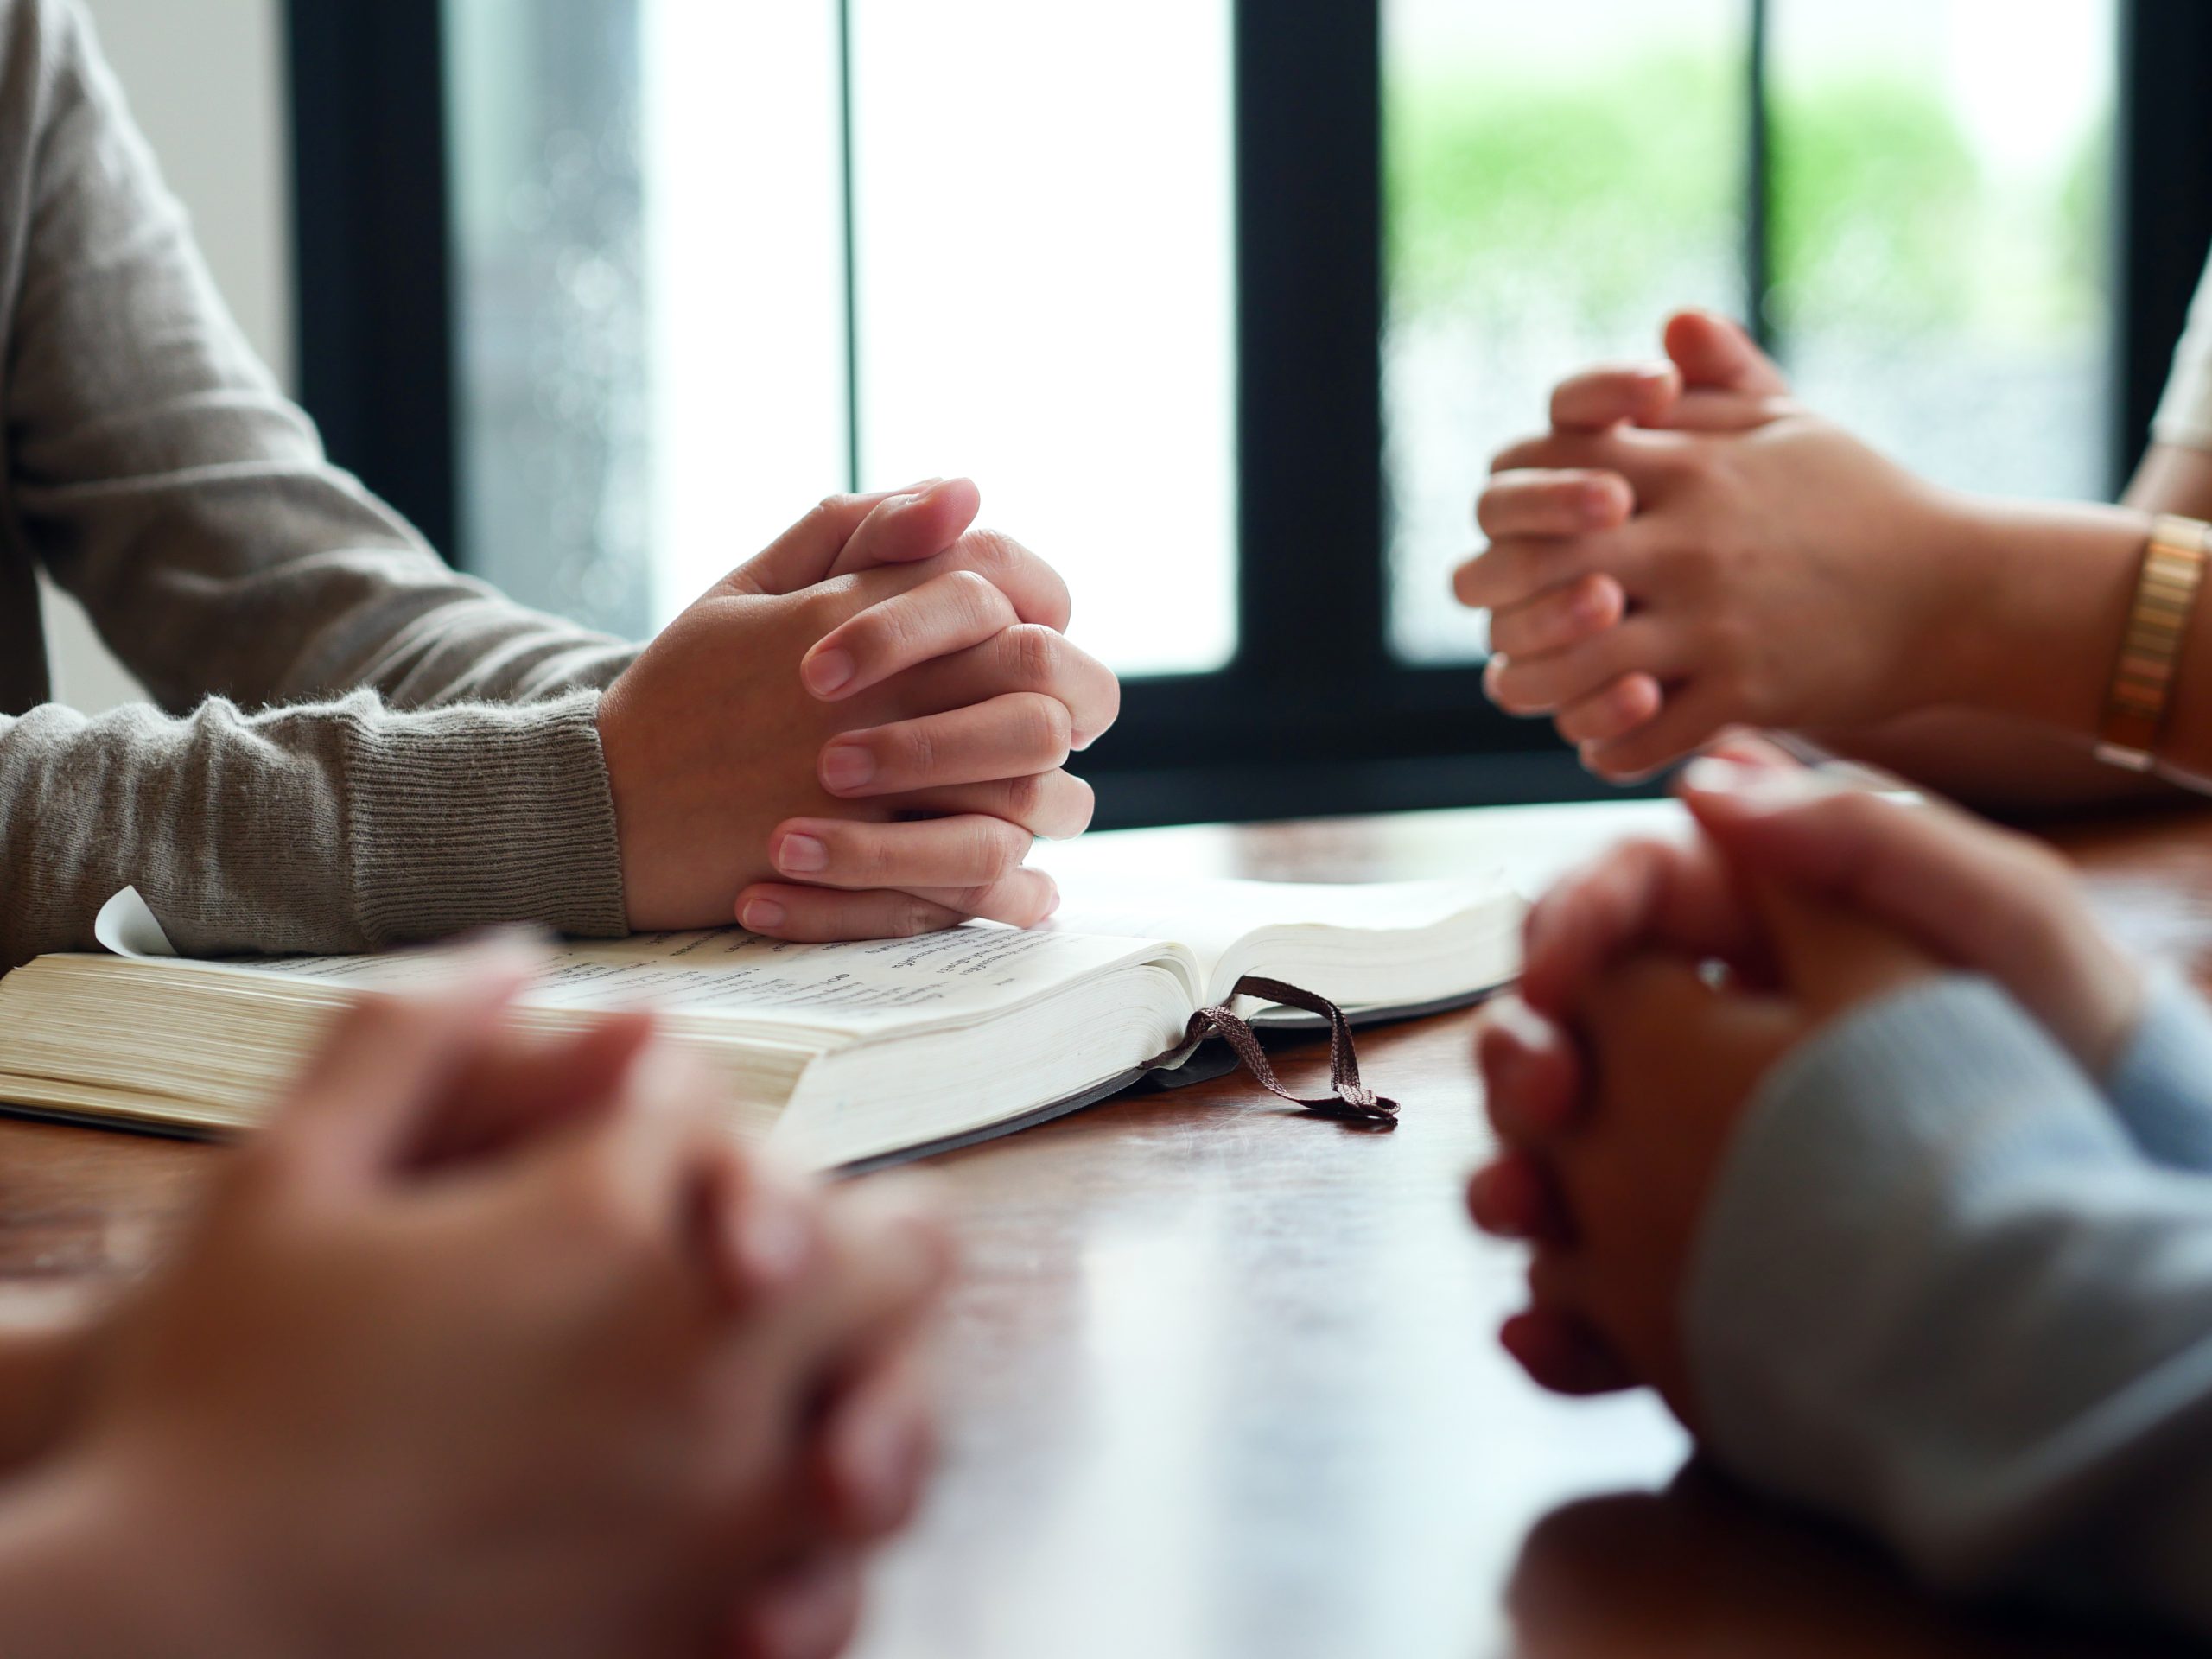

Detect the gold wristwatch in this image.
[2097,514,2210,772]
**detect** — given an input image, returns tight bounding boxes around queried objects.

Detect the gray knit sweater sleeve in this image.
[0,0,637,969]
[1687,976,2212,1637]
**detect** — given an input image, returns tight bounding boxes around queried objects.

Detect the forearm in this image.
[0,694,629,971]
[1808,710,2180,812]
[7,0,638,713]
[1691,976,2212,1632]
[1815,448,2212,805]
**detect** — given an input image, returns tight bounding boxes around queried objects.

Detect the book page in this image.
[1044,872,1507,990]
[170,925,1186,1037]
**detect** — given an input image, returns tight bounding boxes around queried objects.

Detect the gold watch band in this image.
[2096,513,2210,772]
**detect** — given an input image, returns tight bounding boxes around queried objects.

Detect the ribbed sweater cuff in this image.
[345,690,629,944]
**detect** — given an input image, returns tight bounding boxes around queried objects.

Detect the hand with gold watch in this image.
[1453,307,2212,804]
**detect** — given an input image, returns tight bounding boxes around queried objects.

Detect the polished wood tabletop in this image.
[3,799,2209,1659]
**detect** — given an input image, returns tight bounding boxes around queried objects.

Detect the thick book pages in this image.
[0,873,1520,1171]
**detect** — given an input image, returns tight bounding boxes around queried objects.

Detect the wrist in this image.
[348,690,632,944]
[1928,492,2150,731]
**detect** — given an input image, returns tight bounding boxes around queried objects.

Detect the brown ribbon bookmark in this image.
[1147,975,1399,1129]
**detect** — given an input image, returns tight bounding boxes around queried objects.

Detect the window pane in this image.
[849,1,1238,677]
[639,2,848,621]
[448,2,848,637]
[448,3,1235,676]
[1383,0,1750,664]
[1769,0,2117,502]
[448,0,650,637]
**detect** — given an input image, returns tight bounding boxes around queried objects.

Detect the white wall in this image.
[41,0,291,712]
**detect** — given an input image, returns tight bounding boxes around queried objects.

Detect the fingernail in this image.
[803,648,855,698]
[820,745,876,792]
[777,833,830,874]
[741,898,787,931]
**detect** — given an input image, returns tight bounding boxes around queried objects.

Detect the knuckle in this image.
[885,721,933,782]
[860,599,926,665]
[952,527,1018,580]
[795,585,855,640]
[969,820,1028,880]
[947,885,996,916]
[945,567,1007,626]
[1031,695,1073,757]
[849,826,900,886]
[1005,623,1061,690]
[1000,771,1046,823]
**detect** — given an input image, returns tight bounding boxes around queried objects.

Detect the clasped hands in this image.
[21,948,949,1659]
[1468,740,2143,1426]
[1459,310,1991,782]
[598,478,1120,940]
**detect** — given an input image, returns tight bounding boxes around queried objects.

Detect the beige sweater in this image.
[0,0,640,973]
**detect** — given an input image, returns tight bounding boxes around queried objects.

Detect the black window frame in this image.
[288,0,2212,830]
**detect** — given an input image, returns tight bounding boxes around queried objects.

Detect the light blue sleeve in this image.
[1686,975,2212,1636]
[2105,970,2212,1174]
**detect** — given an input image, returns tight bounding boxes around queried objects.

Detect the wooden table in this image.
[5,801,2209,1659]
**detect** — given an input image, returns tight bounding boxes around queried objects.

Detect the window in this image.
[1767,0,2116,505]
[443,0,1236,677]
[1384,0,1750,664]
[293,2,2200,828]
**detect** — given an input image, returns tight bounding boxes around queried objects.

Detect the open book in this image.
[0,874,1521,1171]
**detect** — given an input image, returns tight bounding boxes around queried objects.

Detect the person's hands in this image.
[1459,312,1796,766]
[1459,312,1989,780]
[598,479,1120,939]
[1476,867,1937,1427]
[1510,741,2143,1080]
[48,955,950,1659]
[1469,740,2144,1413]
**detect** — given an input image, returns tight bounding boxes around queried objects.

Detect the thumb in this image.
[725,478,977,597]
[827,476,982,578]
[1745,875,1934,1020]
[1663,308,1790,397]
